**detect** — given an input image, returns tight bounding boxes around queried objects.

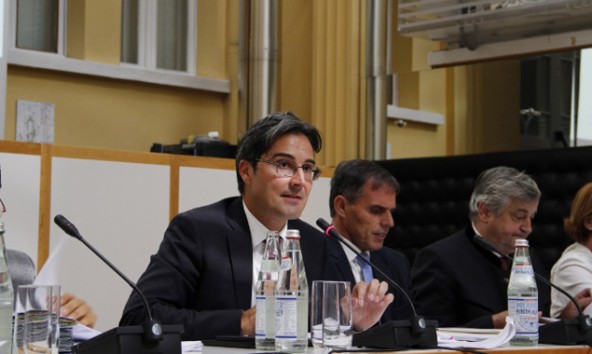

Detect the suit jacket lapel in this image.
[226,198,253,309]
[327,237,357,284]
[369,251,388,283]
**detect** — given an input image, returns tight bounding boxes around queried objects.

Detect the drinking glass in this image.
[310,280,352,350]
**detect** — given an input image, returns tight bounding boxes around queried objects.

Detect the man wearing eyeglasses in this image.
[120,112,393,340]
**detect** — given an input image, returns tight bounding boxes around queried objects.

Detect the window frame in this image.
[121,0,197,75]
[6,0,227,93]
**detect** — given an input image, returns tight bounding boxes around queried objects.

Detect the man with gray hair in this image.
[411,166,551,328]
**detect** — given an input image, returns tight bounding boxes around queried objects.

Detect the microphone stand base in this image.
[539,319,592,345]
[71,325,184,354]
[352,319,438,349]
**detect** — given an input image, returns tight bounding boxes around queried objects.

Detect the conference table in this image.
[199,344,592,354]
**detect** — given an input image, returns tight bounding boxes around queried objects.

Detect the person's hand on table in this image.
[240,307,256,336]
[560,288,592,320]
[60,292,97,328]
[351,279,394,331]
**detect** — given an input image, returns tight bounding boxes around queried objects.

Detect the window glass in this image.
[121,0,189,72]
[157,0,188,71]
[16,0,59,53]
[575,49,592,146]
[121,0,139,64]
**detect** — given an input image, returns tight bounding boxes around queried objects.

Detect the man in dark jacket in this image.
[326,159,413,326]
[411,166,551,328]
[120,112,392,340]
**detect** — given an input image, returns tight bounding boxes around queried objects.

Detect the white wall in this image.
[0,152,40,261]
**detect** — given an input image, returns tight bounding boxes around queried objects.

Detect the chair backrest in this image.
[376,146,592,273]
[6,249,36,290]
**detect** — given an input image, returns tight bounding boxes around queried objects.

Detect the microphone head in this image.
[54,214,82,239]
[316,218,331,231]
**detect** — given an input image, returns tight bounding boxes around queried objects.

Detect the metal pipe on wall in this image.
[239,0,278,128]
[366,0,390,160]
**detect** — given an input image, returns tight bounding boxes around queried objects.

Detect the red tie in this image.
[500,257,510,272]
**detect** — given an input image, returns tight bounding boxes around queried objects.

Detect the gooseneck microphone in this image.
[317,218,419,319]
[54,214,161,341]
[473,234,592,345]
[54,214,183,354]
[316,218,437,349]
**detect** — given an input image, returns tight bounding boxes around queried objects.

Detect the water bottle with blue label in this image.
[508,238,538,346]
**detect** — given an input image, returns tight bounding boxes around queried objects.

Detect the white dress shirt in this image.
[339,240,367,283]
[243,201,287,307]
[550,242,592,318]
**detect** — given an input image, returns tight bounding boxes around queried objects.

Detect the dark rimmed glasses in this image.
[256,158,321,181]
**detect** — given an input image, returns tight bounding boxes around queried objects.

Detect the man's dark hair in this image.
[236,112,323,194]
[329,159,400,217]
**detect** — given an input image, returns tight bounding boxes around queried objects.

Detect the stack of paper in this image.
[437,317,516,349]
[182,341,203,352]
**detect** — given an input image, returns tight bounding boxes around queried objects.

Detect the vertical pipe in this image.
[366,0,388,160]
[0,0,9,138]
[238,0,250,134]
[242,0,278,127]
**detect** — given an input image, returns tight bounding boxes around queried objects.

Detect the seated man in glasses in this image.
[120,112,394,340]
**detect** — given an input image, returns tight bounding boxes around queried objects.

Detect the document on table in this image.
[437,317,516,349]
[182,341,203,352]
[72,324,102,341]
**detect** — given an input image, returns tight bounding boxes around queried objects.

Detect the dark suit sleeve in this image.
[119,211,244,340]
[412,246,494,328]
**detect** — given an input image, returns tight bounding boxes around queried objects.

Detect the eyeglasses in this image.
[256,158,321,181]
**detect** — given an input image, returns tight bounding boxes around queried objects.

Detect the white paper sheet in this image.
[34,234,68,286]
[437,317,516,349]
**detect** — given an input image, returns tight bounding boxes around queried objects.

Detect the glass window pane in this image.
[121,0,139,64]
[16,0,59,53]
[157,0,188,71]
[576,49,592,146]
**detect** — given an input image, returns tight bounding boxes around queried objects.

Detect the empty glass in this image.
[311,280,353,351]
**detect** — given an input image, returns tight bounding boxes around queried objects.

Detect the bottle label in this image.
[255,295,267,337]
[260,259,279,273]
[508,296,538,334]
[280,256,292,270]
[275,296,298,339]
[512,264,534,276]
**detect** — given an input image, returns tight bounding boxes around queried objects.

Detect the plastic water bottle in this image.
[0,223,14,354]
[255,231,282,350]
[508,238,538,346]
[275,230,308,352]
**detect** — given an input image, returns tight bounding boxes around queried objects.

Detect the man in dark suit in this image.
[411,166,551,328]
[120,113,392,340]
[327,159,413,325]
